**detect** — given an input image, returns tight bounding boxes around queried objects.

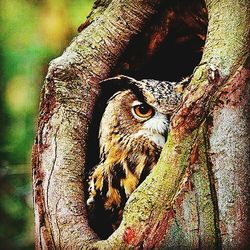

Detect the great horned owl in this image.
[87,75,189,237]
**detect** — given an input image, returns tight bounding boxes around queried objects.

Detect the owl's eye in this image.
[132,103,155,119]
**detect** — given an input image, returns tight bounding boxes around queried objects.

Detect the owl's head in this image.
[99,89,170,150]
[98,74,187,154]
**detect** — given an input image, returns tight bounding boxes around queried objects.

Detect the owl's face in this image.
[99,89,170,153]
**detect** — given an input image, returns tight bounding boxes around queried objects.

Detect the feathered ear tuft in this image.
[99,75,145,102]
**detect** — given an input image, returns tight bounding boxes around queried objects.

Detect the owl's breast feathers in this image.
[87,133,161,211]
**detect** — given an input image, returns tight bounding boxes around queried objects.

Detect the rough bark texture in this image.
[32,0,250,249]
[89,0,250,248]
[32,0,162,248]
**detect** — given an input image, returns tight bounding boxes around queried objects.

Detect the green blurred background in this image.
[0,0,94,249]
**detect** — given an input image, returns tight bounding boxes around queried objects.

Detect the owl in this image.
[87,75,189,237]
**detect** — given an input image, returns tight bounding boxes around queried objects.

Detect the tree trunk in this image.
[32,0,250,249]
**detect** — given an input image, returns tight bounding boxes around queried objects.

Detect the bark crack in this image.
[203,122,222,249]
[195,191,202,249]
[46,124,60,248]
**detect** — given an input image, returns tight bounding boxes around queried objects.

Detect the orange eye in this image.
[133,104,155,119]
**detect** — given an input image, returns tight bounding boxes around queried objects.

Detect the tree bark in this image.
[32,0,162,248]
[32,0,250,249]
